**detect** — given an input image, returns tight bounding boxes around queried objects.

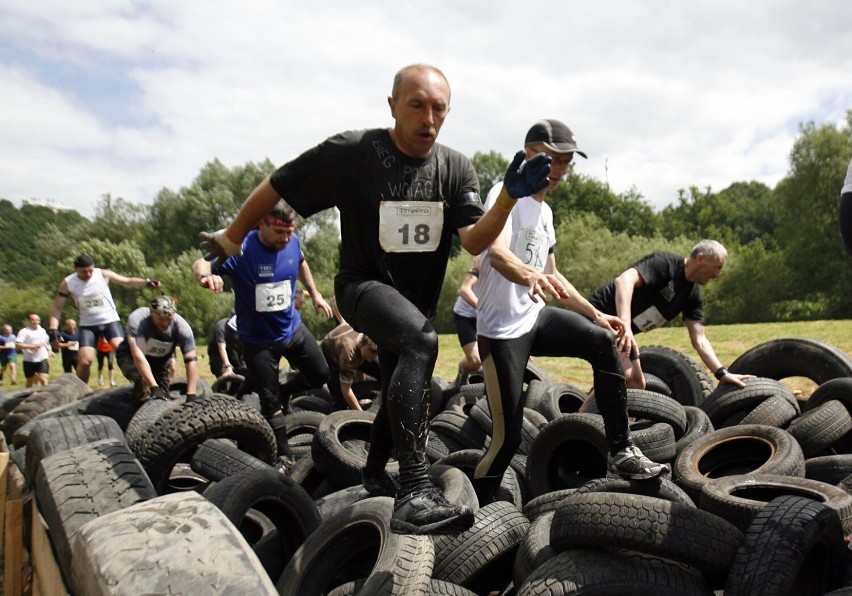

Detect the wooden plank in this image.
[0,451,8,559]
[30,501,68,596]
[4,498,24,596]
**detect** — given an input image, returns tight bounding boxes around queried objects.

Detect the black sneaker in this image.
[362,468,400,497]
[275,455,296,476]
[390,488,475,535]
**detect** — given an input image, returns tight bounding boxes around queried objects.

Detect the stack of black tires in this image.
[3,337,852,595]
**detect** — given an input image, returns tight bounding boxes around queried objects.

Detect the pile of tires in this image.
[3,337,852,594]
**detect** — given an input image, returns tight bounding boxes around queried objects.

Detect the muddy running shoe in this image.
[607,446,668,480]
[390,488,475,535]
[362,468,400,497]
[275,455,296,476]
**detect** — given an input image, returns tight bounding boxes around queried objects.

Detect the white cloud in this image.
[0,0,850,216]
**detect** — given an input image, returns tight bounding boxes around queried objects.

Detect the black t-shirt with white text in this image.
[589,252,704,333]
[270,128,483,319]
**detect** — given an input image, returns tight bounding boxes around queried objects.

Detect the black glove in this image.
[503,150,552,199]
[48,328,62,342]
[149,386,167,400]
[145,279,161,289]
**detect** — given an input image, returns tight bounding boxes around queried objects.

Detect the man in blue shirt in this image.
[192,200,332,471]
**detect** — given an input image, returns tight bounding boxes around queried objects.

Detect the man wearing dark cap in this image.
[471,119,666,505]
[48,254,161,384]
[115,295,198,400]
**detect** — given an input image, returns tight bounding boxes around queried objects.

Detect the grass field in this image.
[4,320,851,397]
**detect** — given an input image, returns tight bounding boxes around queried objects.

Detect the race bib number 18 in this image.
[379,201,443,253]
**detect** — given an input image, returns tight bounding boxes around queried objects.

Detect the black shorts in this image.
[79,321,125,349]
[23,360,49,378]
[453,313,478,347]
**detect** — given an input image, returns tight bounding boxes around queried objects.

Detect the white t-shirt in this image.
[476,182,556,339]
[843,157,852,195]
[16,326,50,362]
[65,268,120,326]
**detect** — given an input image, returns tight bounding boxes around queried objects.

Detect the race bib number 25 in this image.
[379,201,443,253]
[255,281,292,313]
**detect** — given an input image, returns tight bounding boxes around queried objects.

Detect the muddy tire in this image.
[71,492,277,595]
[276,496,434,596]
[134,395,276,494]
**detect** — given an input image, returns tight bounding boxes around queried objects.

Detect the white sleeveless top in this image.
[65,268,120,326]
[476,182,555,340]
[843,158,852,195]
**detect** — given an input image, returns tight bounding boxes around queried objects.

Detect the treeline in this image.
[1,113,850,341]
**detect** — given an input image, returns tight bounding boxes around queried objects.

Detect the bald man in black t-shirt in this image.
[589,239,752,390]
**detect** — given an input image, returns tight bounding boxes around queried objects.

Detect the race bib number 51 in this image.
[379,201,443,253]
[512,227,549,272]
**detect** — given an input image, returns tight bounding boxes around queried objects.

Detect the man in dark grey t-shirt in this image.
[116,295,198,401]
[589,239,752,389]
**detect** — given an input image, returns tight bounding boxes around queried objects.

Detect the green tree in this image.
[470,151,508,197]
[85,193,151,248]
[153,251,234,341]
[774,112,852,318]
[0,280,55,332]
[549,174,658,236]
[554,212,691,297]
[659,182,777,249]
[705,240,790,323]
[0,201,88,286]
[144,159,275,264]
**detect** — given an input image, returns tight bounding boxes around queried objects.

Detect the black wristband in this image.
[714,366,729,380]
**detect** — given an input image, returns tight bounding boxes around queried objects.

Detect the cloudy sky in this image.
[2,1,851,218]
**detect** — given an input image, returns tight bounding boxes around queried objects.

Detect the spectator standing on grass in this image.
[48,254,160,383]
[116,295,198,401]
[1,323,18,385]
[95,335,116,387]
[56,318,80,374]
[16,313,50,387]
[321,323,380,411]
[193,199,333,474]
[451,255,482,387]
[472,119,666,505]
[197,63,552,535]
[588,240,753,390]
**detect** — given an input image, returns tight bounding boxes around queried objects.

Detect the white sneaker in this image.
[98,376,104,387]
[607,446,667,480]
